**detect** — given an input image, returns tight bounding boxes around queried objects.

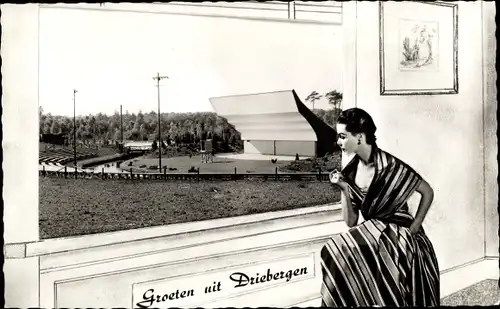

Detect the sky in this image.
[38,6,343,117]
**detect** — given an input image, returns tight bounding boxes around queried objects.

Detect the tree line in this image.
[39,110,244,151]
[39,90,342,151]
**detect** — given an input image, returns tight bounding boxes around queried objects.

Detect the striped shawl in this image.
[320,146,440,307]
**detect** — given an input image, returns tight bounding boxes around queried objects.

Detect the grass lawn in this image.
[122,155,294,174]
[39,177,341,239]
[120,150,342,174]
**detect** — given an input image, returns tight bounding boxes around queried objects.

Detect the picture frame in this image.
[379,1,458,95]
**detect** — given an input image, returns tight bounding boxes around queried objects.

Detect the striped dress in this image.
[320,146,440,307]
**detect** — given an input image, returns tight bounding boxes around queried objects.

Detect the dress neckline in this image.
[341,145,380,207]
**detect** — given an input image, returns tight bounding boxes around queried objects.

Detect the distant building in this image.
[209,90,337,157]
[124,141,153,151]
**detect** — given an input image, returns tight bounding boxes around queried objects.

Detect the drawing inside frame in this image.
[379,1,458,95]
[399,19,439,71]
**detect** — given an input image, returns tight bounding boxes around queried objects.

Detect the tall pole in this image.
[120,104,123,143]
[73,89,78,179]
[153,72,168,169]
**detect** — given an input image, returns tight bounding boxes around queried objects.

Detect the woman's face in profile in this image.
[336,123,358,154]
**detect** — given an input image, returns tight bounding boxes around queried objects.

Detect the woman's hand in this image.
[329,170,348,191]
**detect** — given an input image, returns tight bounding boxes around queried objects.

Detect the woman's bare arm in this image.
[410,179,434,234]
[341,187,359,227]
[330,171,359,227]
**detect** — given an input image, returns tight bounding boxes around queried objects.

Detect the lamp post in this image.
[73,88,78,179]
[152,72,168,169]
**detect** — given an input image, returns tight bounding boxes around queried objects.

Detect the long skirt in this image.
[320,219,440,307]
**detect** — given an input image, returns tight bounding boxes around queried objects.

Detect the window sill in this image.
[27,203,343,259]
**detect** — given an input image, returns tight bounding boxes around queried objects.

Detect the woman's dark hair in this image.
[337,108,377,145]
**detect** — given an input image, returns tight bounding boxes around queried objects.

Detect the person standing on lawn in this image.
[321,108,440,307]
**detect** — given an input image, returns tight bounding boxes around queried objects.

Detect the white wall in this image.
[3,4,41,308]
[353,1,494,271]
[244,140,315,157]
[225,113,317,142]
[33,205,346,308]
[482,1,498,259]
[244,140,275,155]
[275,141,315,157]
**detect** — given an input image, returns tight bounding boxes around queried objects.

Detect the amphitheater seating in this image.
[39,146,98,165]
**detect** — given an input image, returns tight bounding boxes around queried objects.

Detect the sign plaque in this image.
[132,253,315,308]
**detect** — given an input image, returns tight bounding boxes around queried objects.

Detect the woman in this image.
[321,108,440,307]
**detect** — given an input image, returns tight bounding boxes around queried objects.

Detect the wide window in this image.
[38,3,345,239]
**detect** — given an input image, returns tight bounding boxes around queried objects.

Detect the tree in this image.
[35,110,245,152]
[89,116,97,136]
[313,108,326,120]
[305,91,323,111]
[50,120,61,134]
[139,124,148,141]
[324,109,336,126]
[325,90,343,110]
[113,128,121,141]
[59,120,68,134]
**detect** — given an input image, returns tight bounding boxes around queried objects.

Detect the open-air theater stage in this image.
[210,89,338,159]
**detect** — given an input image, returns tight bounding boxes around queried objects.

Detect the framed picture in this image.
[379,1,458,95]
